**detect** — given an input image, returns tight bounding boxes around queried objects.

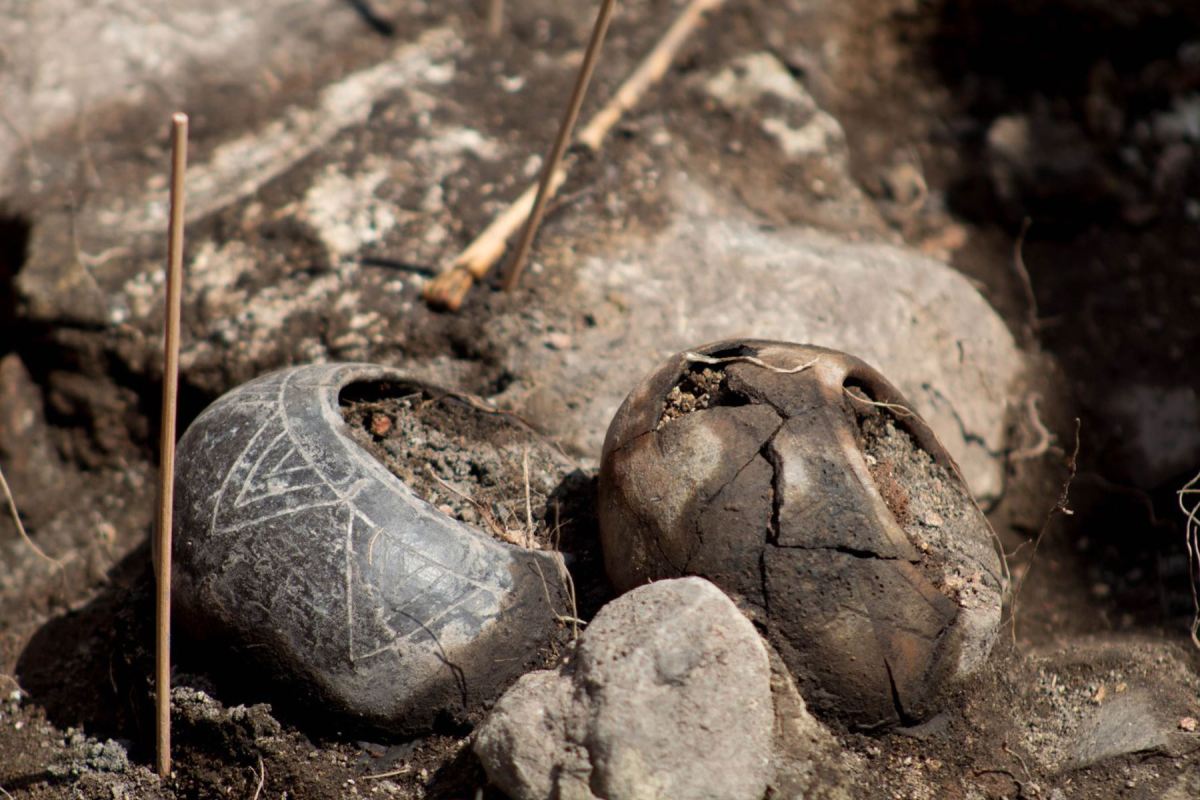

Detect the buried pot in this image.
[598,340,1005,729]
[172,363,573,734]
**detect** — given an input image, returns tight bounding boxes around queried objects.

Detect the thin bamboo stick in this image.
[156,111,188,781]
[487,0,504,38]
[422,0,728,310]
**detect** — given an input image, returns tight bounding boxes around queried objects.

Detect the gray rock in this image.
[500,177,1024,507]
[474,578,775,800]
[0,0,408,187]
[701,52,847,163]
[765,645,855,799]
[1070,690,1170,768]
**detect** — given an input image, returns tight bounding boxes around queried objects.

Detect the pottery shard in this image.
[474,578,775,800]
[598,341,1005,730]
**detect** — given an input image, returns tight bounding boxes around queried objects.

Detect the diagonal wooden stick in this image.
[423,0,728,311]
[501,0,617,293]
[156,112,188,781]
[487,0,504,38]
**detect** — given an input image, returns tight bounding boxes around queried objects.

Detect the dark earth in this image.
[2,0,1199,797]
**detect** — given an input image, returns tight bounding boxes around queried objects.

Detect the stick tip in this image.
[422,268,473,311]
[172,112,188,126]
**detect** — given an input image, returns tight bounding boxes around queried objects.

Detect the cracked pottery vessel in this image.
[172,363,570,734]
[598,340,1004,729]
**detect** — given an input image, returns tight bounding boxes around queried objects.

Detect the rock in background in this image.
[501,175,1024,506]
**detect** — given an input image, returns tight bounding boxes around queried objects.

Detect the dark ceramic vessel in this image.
[173,363,570,734]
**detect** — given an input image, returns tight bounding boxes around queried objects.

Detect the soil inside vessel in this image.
[340,381,581,550]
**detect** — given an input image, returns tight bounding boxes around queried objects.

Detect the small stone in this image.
[1180,717,1197,732]
[474,578,775,800]
[1070,690,1170,767]
[545,332,572,351]
[369,413,392,437]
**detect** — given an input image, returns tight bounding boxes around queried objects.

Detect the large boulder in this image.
[499,177,1026,508]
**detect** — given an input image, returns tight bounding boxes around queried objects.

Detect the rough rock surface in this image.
[499,176,1024,507]
[0,0,409,189]
[473,578,775,800]
[765,645,857,799]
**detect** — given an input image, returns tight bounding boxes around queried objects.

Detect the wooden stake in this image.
[576,0,725,151]
[487,0,504,38]
[423,0,727,310]
[156,112,188,781]
[502,0,617,292]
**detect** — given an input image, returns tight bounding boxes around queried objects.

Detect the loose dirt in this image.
[341,382,579,550]
[855,394,1002,585]
[658,366,727,426]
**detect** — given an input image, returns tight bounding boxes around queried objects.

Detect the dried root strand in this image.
[1010,393,1054,462]
[0,462,63,571]
[1006,418,1081,645]
[841,386,917,418]
[682,352,819,375]
[1179,468,1200,650]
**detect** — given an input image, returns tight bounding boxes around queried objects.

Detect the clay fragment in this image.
[598,340,1005,729]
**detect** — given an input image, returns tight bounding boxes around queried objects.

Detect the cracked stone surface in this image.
[473,577,775,800]
[598,340,1004,729]
[499,175,1024,508]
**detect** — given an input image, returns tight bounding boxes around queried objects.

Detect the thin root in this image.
[0,462,64,571]
[523,448,534,549]
[683,352,818,376]
[1178,468,1200,650]
[424,465,510,542]
[1007,418,1081,645]
[364,766,413,781]
[841,386,916,418]
[251,756,266,800]
[1010,393,1054,462]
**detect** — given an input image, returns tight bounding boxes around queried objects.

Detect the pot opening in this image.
[843,377,989,589]
[338,380,575,552]
[658,361,752,428]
